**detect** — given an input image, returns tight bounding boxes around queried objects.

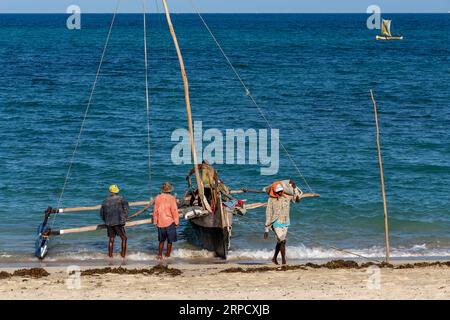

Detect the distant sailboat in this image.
[376,19,403,40]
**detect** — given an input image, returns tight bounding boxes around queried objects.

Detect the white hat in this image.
[274,183,284,193]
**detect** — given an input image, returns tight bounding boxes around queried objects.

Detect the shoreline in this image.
[1,259,449,300]
[1,253,450,267]
[1,255,449,269]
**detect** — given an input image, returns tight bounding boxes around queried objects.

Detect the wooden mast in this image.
[370,89,390,263]
[162,0,208,209]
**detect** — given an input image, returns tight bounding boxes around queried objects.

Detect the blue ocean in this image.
[0,13,449,265]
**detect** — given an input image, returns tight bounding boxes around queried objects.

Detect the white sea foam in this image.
[171,248,216,259]
[228,244,450,260]
[1,244,448,264]
[53,244,450,261]
[35,248,215,262]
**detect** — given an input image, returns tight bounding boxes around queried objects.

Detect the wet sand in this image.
[0,261,449,300]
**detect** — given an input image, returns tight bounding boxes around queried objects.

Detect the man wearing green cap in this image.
[100,184,130,258]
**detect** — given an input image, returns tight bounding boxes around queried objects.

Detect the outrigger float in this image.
[35,1,319,260]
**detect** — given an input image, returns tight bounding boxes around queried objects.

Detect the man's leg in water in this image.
[165,242,173,257]
[158,241,164,259]
[108,237,115,258]
[280,240,287,265]
[272,242,281,265]
[166,242,172,258]
[119,233,127,258]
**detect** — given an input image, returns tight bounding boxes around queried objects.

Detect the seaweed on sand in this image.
[395,261,450,269]
[221,265,307,273]
[148,264,183,276]
[322,260,360,269]
[220,259,450,273]
[80,265,182,277]
[12,268,49,278]
[0,268,50,279]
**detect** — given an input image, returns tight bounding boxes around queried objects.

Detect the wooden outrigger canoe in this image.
[35,190,318,259]
[375,19,403,41]
[36,1,320,260]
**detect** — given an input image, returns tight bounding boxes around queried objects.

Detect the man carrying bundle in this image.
[264,181,295,265]
[100,184,129,258]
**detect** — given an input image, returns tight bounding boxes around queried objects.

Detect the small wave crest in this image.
[227,243,450,260]
[1,244,448,264]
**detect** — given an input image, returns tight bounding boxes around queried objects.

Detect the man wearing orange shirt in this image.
[153,182,179,259]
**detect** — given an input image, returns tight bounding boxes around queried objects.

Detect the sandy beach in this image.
[0,261,449,300]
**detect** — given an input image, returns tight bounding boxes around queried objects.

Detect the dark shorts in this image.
[107,225,126,238]
[158,223,177,243]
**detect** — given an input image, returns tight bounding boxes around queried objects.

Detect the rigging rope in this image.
[187,6,381,263]
[51,0,121,229]
[190,0,313,193]
[143,0,152,196]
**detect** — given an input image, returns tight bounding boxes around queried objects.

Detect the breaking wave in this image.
[227,243,450,260]
[1,244,448,265]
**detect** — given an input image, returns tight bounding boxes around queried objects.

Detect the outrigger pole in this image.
[370,89,391,263]
[50,219,152,236]
[45,203,269,237]
[162,0,211,212]
[44,200,152,214]
[231,189,320,199]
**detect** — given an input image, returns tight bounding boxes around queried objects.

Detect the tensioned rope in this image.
[187,4,381,262]
[190,0,313,193]
[143,0,152,197]
[52,0,121,228]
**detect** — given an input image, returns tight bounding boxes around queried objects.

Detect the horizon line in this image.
[0,12,448,14]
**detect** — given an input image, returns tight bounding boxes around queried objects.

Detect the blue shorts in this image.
[158,223,177,243]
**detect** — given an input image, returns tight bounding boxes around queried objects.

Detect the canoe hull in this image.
[184,195,233,259]
[188,220,230,259]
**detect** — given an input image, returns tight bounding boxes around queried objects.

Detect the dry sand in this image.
[0,262,449,300]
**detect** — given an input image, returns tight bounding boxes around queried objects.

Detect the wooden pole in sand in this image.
[370,89,390,263]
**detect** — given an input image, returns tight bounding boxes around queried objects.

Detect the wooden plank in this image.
[48,199,300,236]
[57,201,152,214]
[300,193,321,199]
[54,191,319,215]
[230,189,265,194]
[51,218,153,236]
[244,202,267,210]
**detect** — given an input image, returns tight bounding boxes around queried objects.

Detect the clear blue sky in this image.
[0,0,449,13]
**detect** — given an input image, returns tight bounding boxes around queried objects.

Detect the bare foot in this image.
[272,257,279,265]
[282,259,287,265]
[157,255,163,260]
